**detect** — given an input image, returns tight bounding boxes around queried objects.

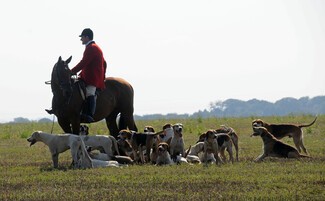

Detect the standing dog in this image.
[252,117,317,154]
[215,125,239,161]
[117,129,163,163]
[197,130,234,163]
[251,127,311,162]
[80,135,120,159]
[169,123,185,160]
[27,131,81,168]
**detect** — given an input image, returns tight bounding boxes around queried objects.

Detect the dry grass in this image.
[0,115,324,200]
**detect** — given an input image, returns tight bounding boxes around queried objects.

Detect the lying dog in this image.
[169,123,185,160]
[88,152,134,165]
[185,142,204,164]
[156,142,174,165]
[251,127,311,162]
[203,130,223,165]
[77,138,126,168]
[27,131,81,168]
[252,117,317,154]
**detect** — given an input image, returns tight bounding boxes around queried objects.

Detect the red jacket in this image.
[71,41,106,89]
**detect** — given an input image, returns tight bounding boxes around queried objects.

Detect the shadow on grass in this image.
[40,166,69,172]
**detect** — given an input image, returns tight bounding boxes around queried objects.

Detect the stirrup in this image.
[45,109,54,115]
[81,114,94,123]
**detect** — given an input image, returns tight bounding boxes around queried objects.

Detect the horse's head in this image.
[52,56,73,100]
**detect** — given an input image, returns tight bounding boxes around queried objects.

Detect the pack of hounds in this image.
[27,117,317,169]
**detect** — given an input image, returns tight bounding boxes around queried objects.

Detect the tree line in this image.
[6,96,325,123]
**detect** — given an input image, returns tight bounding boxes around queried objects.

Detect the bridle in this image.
[52,60,73,104]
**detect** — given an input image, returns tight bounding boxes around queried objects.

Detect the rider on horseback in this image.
[71,28,107,123]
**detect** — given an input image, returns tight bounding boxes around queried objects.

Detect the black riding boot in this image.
[81,95,96,123]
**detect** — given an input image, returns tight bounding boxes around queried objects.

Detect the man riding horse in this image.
[48,28,105,123]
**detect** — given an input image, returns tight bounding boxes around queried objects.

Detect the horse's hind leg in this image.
[106,112,119,138]
[121,112,138,132]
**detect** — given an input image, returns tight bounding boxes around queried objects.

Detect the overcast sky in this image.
[0,0,324,122]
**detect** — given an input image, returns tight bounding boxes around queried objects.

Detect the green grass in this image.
[0,115,324,200]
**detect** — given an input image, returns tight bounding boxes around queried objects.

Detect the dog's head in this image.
[216,125,236,136]
[160,123,173,138]
[144,126,155,133]
[157,142,169,155]
[117,138,133,155]
[252,119,265,128]
[173,123,184,137]
[197,132,206,143]
[205,130,217,142]
[27,131,41,146]
[79,125,89,135]
[117,129,133,140]
[251,126,268,137]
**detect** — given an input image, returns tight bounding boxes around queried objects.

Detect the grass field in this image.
[1,115,324,200]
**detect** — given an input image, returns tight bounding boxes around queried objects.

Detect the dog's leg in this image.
[292,136,303,153]
[226,144,234,163]
[232,137,239,161]
[254,154,266,162]
[294,135,308,155]
[52,153,59,168]
[203,149,208,166]
[219,147,227,162]
[214,152,223,165]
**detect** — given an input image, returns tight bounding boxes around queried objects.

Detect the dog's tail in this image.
[184,145,192,158]
[298,117,317,128]
[226,128,239,161]
[110,136,121,156]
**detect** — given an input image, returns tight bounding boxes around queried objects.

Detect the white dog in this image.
[159,123,174,143]
[185,142,204,164]
[156,142,174,166]
[27,131,81,168]
[80,135,120,160]
[169,123,185,160]
[77,138,126,168]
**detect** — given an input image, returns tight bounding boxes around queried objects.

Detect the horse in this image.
[47,56,138,138]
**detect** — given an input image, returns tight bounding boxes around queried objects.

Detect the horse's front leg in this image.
[71,116,81,135]
[57,117,72,133]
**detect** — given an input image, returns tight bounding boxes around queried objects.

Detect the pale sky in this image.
[0,0,324,122]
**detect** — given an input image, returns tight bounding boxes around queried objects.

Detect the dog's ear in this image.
[166,143,170,153]
[166,137,172,146]
[205,130,214,139]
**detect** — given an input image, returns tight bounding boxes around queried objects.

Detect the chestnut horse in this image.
[47,56,138,138]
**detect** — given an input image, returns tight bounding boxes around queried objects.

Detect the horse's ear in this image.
[66,56,72,64]
[58,56,62,62]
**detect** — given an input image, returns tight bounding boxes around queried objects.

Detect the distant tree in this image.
[38,118,53,123]
[12,117,30,123]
